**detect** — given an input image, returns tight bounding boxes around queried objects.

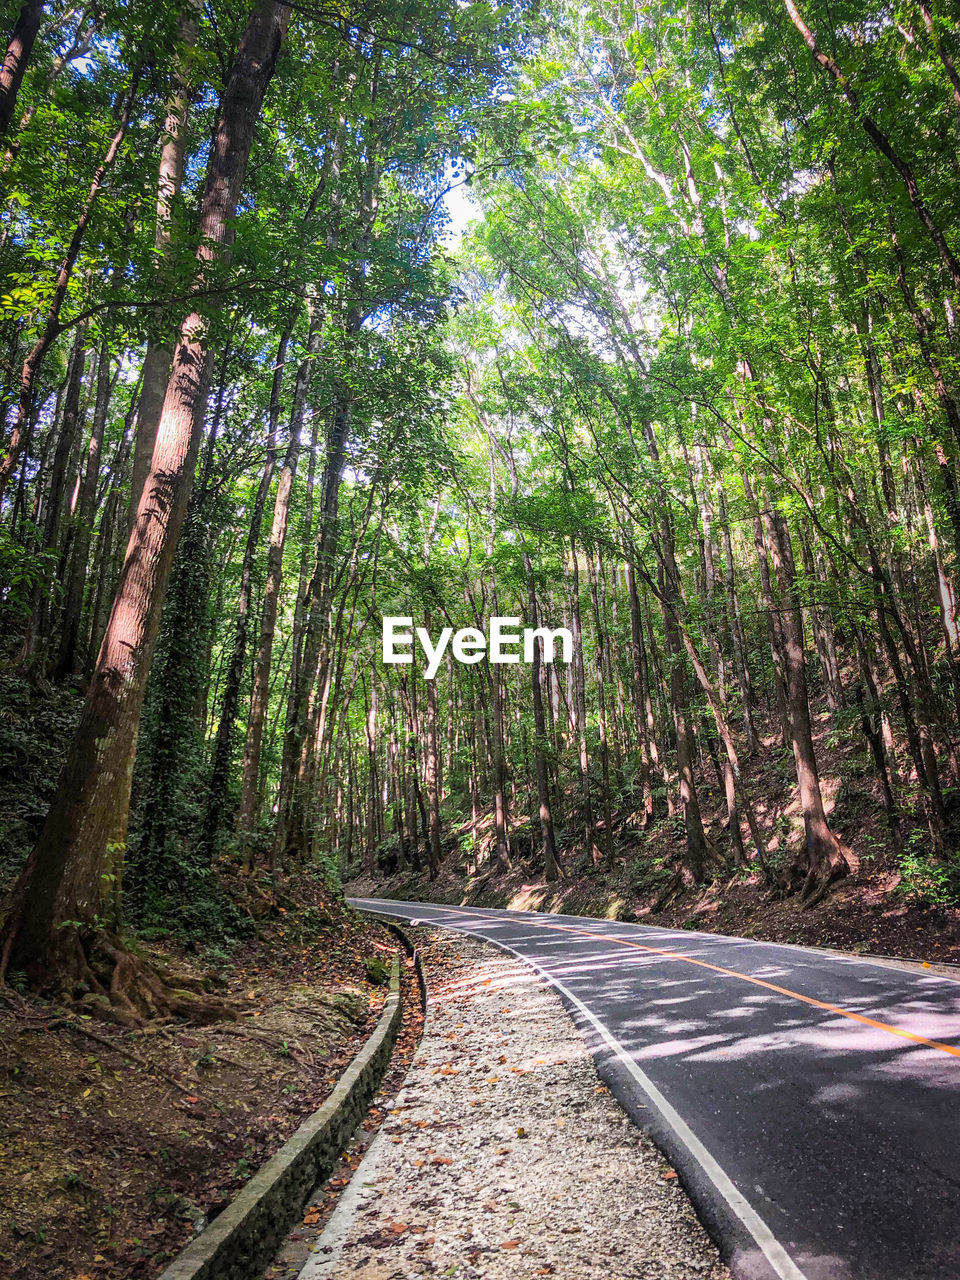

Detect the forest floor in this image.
[348,849,960,963]
[0,878,398,1280]
[348,710,960,964]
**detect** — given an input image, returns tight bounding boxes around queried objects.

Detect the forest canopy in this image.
[3,0,960,1003]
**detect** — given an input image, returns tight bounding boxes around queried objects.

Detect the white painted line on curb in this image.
[364,904,809,1280]
[297,1128,388,1279]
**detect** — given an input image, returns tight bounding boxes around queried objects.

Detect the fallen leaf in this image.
[501,1240,520,1249]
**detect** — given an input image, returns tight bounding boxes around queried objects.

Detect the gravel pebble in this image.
[300,933,730,1280]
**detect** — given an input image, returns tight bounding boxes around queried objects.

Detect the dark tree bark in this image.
[588,551,614,867]
[659,557,713,884]
[55,338,114,678]
[0,0,43,138]
[625,559,656,824]
[238,303,321,841]
[424,623,442,880]
[198,323,291,858]
[569,543,595,859]
[526,561,559,881]
[275,392,351,864]
[127,0,202,530]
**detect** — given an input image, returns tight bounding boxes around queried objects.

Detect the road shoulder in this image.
[295,930,728,1279]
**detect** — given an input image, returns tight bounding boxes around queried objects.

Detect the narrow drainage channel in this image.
[264,935,427,1280]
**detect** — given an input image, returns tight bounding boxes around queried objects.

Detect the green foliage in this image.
[364,954,391,986]
[896,831,960,908]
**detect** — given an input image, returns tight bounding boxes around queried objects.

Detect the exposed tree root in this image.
[0,926,241,1028]
[799,841,859,910]
[40,1017,197,1094]
[91,939,241,1026]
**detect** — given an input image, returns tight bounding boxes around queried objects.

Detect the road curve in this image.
[349,897,960,1280]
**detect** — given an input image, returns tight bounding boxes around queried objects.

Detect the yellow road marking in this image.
[507,917,960,1060]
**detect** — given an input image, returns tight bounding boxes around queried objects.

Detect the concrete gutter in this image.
[158,951,402,1280]
[381,918,428,1009]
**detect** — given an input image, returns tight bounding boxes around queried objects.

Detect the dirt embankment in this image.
[0,879,396,1280]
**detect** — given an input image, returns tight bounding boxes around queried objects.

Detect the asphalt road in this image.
[349,897,960,1280]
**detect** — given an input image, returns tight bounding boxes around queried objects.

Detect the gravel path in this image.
[298,932,729,1279]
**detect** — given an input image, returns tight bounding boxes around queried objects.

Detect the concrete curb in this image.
[776,939,960,982]
[381,918,428,1010]
[158,951,402,1280]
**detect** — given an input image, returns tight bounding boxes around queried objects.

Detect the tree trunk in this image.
[0,0,43,138]
[525,553,559,881]
[625,559,655,824]
[719,493,760,753]
[127,1,202,529]
[763,508,855,899]
[198,323,290,858]
[363,682,378,874]
[238,304,321,841]
[588,551,614,867]
[275,392,351,864]
[660,558,713,883]
[424,624,442,880]
[55,338,114,678]
[0,0,289,990]
[569,543,595,859]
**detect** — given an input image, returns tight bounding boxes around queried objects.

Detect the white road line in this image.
[520,957,808,1280]
[362,902,809,1280]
